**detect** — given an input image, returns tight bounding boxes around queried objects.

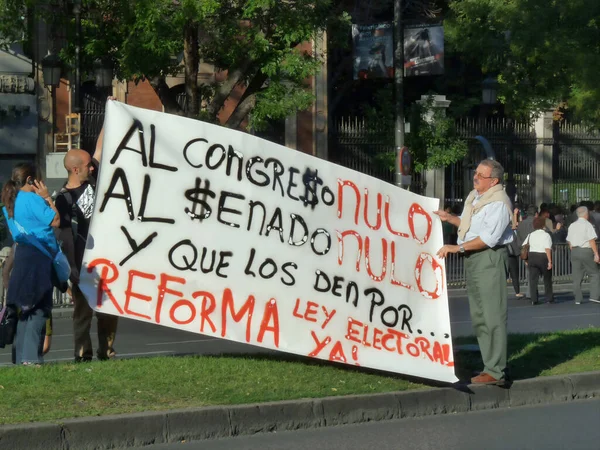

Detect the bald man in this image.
[55,140,118,362]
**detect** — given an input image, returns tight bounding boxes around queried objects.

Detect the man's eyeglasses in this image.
[474,172,496,180]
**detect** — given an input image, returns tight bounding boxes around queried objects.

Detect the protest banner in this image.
[79,101,458,383]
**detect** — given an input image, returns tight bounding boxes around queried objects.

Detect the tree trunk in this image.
[149,75,182,114]
[206,62,251,120]
[184,21,200,118]
[225,94,257,130]
[225,71,268,129]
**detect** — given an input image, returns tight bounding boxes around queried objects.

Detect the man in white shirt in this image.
[566,206,600,304]
[435,159,513,385]
[525,217,554,305]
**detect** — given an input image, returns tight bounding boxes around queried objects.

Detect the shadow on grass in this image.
[184,350,452,389]
[186,328,600,388]
[453,329,600,382]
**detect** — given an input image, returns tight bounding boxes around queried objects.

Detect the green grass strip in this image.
[1,328,598,425]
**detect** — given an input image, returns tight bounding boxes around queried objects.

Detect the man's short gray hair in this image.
[576,206,589,218]
[479,159,505,181]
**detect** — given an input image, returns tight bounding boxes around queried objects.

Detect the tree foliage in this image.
[445,0,600,125]
[2,0,349,130]
[364,89,468,173]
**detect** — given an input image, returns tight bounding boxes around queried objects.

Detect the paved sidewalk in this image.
[1,371,598,450]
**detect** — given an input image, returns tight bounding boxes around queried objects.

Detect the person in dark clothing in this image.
[517,205,537,243]
[442,204,456,244]
[506,205,524,297]
[516,205,538,299]
[55,142,118,362]
[3,244,53,362]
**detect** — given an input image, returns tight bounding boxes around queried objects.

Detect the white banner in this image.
[80,101,457,383]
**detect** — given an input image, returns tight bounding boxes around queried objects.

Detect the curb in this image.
[447,282,585,298]
[1,371,599,450]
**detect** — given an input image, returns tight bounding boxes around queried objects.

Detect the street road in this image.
[146,399,600,450]
[1,289,598,366]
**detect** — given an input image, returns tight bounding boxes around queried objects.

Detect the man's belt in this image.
[464,244,507,257]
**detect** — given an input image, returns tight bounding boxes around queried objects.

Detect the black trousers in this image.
[528,252,553,304]
[507,254,521,295]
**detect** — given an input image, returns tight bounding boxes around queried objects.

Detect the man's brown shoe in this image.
[470,373,502,385]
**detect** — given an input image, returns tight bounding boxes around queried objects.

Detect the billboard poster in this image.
[352,23,394,80]
[404,25,444,77]
[352,23,444,79]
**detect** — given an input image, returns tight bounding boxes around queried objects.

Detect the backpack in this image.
[55,187,81,285]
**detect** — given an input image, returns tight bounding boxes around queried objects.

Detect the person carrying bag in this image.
[1,163,61,365]
[16,230,70,293]
[523,217,554,305]
[0,301,18,348]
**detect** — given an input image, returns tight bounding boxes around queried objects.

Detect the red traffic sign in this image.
[399,147,411,176]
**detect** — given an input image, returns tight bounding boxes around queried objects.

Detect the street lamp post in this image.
[94,58,114,88]
[41,54,62,89]
[394,0,408,189]
[73,0,82,113]
[482,76,499,106]
[42,53,62,152]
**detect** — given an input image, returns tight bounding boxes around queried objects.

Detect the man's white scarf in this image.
[458,185,512,241]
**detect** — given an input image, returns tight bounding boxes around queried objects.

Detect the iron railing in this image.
[445,243,578,289]
[553,121,600,206]
[330,117,395,183]
[80,82,112,153]
[448,118,537,207]
[0,243,580,307]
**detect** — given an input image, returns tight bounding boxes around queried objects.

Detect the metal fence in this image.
[447,118,537,206]
[329,117,426,193]
[330,117,395,182]
[446,243,577,289]
[0,243,579,306]
[553,121,600,206]
[80,82,112,154]
[330,116,539,203]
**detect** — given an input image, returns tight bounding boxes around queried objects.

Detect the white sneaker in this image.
[589,299,600,304]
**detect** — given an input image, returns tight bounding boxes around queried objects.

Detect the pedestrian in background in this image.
[442,204,455,244]
[507,206,524,298]
[56,142,118,362]
[3,244,54,362]
[566,206,600,304]
[55,100,118,362]
[580,201,599,237]
[435,159,513,385]
[539,208,554,233]
[516,205,538,300]
[1,163,60,365]
[524,217,554,305]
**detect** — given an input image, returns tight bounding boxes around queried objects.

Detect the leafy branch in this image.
[363,89,468,173]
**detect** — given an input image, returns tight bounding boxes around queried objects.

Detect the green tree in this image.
[2,0,349,130]
[364,88,468,173]
[445,0,600,125]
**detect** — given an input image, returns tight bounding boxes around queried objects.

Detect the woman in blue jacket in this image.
[2,163,60,365]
